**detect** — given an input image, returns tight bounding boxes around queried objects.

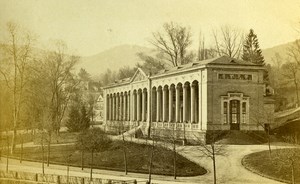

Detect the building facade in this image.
[103,56,269,140]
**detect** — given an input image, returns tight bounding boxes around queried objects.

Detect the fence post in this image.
[35,173,38,181]
[81,177,84,184]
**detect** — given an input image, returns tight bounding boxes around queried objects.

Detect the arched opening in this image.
[176,83,183,123]
[184,82,191,122]
[152,87,157,122]
[191,80,199,123]
[143,88,148,122]
[169,84,176,122]
[157,86,163,122]
[163,85,169,122]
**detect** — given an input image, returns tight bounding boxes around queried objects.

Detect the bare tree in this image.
[194,133,226,184]
[150,22,193,67]
[197,31,216,61]
[212,25,244,58]
[42,41,80,134]
[251,108,274,156]
[273,147,300,184]
[287,39,300,65]
[0,22,35,153]
[76,128,111,181]
[281,61,300,106]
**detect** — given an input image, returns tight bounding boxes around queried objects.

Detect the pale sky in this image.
[0,0,299,56]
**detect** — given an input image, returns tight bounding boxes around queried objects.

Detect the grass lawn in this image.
[9,141,206,177]
[242,148,300,183]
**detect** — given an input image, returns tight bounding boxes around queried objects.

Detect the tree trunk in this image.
[67,162,70,184]
[292,162,295,184]
[294,80,299,107]
[148,139,155,184]
[173,140,177,179]
[267,128,271,157]
[122,134,128,175]
[11,129,16,154]
[42,132,45,175]
[90,150,94,181]
[47,133,51,167]
[212,144,216,184]
[81,150,84,170]
[20,137,23,163]
[6,131,9,173]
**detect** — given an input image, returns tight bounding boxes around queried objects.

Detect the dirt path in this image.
[178,144,286,184]
[1,140,287,184]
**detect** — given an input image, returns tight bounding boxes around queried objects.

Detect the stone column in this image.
[137,91,141,121]
[142,90,147,122]
[119,94,123,121]
[169,87,173,122]
[198,83,202,128]
[116,94,120,121]
[133,92,137,121]
[163,87,168,122]
[183,85,187,122]
[176,86,180,122]
[107,95,110,120]
[113,94,116,121]
[123,94,127,121]
[156,89,161,122]
[127,92,130,121]
[191,84,195,123]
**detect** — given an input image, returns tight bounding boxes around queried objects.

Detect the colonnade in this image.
[106,80,200,124]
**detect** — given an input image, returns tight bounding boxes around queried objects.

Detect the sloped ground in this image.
[242,148,300,184]
[215,131,263,145]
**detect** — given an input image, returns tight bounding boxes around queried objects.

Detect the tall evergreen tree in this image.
[242,29,265,64]
[242,29,269,83]
[79,105,90,130]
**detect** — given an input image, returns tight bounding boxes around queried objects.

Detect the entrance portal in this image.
[230,100,240,130]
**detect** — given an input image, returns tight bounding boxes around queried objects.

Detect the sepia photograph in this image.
[0,0,300,183]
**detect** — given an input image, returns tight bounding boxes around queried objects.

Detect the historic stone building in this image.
[103,56,271,141]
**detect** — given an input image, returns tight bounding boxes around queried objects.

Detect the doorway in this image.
[230,100,240,130]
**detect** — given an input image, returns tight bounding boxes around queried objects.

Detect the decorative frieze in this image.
[218,73,252,81]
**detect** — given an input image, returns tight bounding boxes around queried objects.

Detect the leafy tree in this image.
[118,66,137,79]
[137,52,166,74]
[78,68,91,82]
[242,29,265,64]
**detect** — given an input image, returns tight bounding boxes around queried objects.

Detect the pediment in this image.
[131,68,148,82]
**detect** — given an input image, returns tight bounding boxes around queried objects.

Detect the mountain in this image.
[77,40,297,79]
[77,44,154,78]
[262,41,295,65]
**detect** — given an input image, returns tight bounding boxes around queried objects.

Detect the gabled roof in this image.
[104,56,263,88]
[130,68,149,83]
[152,56,261,77]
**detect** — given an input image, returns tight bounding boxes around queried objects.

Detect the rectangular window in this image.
[223,101,228,124]
[242,102,246,114]
[223,102,228,114]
